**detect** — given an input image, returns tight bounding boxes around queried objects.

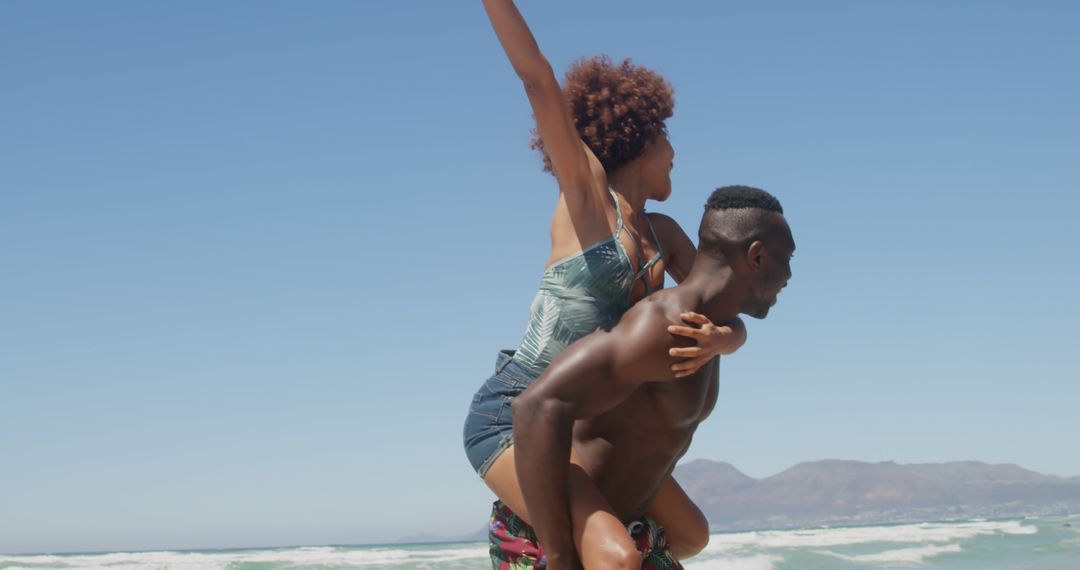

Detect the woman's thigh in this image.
[483,445,638,567]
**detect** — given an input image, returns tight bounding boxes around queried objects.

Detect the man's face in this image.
[744,227,795,319]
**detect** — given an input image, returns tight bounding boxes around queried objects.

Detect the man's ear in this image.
[746,241,766,272]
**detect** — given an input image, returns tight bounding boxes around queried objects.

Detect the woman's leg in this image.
[484,444,641,570]
[645,475,710,560]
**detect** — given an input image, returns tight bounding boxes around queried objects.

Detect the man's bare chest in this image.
[641,371,717,428]
[586,368,719,437]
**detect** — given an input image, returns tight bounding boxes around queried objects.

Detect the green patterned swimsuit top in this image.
[512,189,664,375]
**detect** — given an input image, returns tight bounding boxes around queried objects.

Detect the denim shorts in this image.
[463,349,541,477]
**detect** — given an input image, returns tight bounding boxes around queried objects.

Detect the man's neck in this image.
[677,254,745,321]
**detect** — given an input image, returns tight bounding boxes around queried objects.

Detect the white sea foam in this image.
[818,543,963,564]
[698,519,1036,554]
[0,544,490,569]
[0,520,1047,569]
[684,554,783,570]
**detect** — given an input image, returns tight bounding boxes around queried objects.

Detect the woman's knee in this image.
[667,519,710,560]
[589,540,641,570]
[677,526,710,559]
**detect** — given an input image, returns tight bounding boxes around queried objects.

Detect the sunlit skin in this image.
[478,0,748,566]
[514,207,795,569]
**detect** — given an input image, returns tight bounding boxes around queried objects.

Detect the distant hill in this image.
[674,459,1080,530]
[404,459,1080,544]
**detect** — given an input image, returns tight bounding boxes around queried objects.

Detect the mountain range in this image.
[402,459,1080,543]
[673,459,1080,530]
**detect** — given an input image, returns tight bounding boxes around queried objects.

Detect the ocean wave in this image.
[684,554,783,570]
[699,519,1036,552]
[0,544,490,569]
[817,543,963,564]
[0,519,1047,569]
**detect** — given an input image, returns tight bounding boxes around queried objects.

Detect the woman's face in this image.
[640,134,675,202]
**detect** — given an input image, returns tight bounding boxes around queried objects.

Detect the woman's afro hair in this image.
[531,55,674,174]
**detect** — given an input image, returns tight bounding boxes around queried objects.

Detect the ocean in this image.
[2,516,1077,569]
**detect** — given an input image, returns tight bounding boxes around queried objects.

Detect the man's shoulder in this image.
[604,297,682,383]
[617,297,680,339]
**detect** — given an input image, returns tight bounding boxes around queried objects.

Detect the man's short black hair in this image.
[705,185,783,214]
[698,185,788,259]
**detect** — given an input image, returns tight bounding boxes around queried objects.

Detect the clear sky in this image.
[1,0,1078,555]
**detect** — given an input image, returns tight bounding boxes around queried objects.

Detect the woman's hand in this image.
[667,313,747,378]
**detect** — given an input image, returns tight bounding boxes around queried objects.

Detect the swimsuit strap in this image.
[611,189,648,275]
[635,213,660,276]
[637,213,665,294]
[609,187,625,237]
[609,185,664,290]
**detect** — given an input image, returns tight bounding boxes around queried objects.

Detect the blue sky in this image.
[1,0,1078,555]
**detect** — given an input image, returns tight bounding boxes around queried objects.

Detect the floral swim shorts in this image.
[487,500,683,569]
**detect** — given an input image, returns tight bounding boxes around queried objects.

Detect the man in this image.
[498,185,796,569]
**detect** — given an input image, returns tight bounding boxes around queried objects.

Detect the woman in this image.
[463,1,746,567]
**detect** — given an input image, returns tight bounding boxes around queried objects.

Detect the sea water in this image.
[2,515,1078,569]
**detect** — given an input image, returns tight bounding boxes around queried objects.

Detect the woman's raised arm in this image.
[481,0,598,202]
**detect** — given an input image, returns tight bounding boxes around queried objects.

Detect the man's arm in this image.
[511,307,676,569]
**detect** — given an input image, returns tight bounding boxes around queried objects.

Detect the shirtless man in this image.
[497,185,796,569]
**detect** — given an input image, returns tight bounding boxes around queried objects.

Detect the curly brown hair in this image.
[531,55,675,174]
